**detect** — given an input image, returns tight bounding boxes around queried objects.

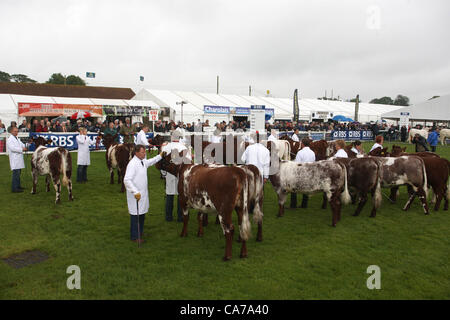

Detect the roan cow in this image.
[30,136,73,204]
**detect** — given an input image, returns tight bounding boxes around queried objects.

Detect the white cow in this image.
[261,140,291,160]
[439,128,450,145]
[408,128,429,143]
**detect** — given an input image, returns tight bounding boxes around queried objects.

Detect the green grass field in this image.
[0,141,449,300]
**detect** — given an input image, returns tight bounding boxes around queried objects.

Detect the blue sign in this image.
[251,105,265,109]
[235,107,250,114]
[28,132,155,151]
[331,130,374,141]
[203,105,230,114]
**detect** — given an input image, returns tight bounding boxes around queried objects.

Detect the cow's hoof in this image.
[55,200,61,204]
[352,213,359,217]
[222,256,231,262]
[69,197,74,201]
[180,233,187,237]
[331,224,336,227]
[424,212,430,215]
[197,232,203,237]
[240,254,248,259]
[277,214,284,218]
[256,237,263,242]
[369,214,376,218]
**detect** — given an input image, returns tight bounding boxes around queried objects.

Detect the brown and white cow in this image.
[99,133,134,192]
[156,154,253,261]
[334,158,383,217]
[374,156,430,214]
[269,160,351,227]
[30,137,73,204]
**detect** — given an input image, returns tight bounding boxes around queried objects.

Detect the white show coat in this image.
[334,149,348,158]
[136,130,149,147]
[369,143,383,152]
[76,134,94,166]
[351,147,361,155]
[6,135,25,170]
[291,134,300,142]
[268,134,277,142]
[211,135,222,143]
[241,143,271,179]
[161,142,190,195]
[295,146,316,163]
[124,154,162,215]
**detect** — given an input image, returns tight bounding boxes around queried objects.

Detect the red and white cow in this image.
[30,137,73,204]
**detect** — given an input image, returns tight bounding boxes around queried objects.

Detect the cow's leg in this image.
[52,175,61,204]
[321,192,327,209]
[416,187,429,215]
[329,193,341,227]
[402,185,417,211]
[180,207,189,237]
[220,212,235,261]
[67,179,73,201]
[277,191,287,217]
[389,186,399,203]
[109,167,114,184]
[45,175,50,192]
[444,189,449,211]
[235,206,248,258]
[353,192,367,217]
[215,215,220,224]
[31,170,38,194]
[119,168,126,192]
[197,212,204,237]
[369,191,378,218]
[202,213,209,226]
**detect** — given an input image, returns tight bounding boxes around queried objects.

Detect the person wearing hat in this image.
[160,130,191,222]
[76,127,94,183]
[120,117,136,144]
[6,127,26,192]
[427,127,439,152]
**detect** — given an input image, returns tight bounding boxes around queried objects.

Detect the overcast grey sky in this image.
[1,0,449,104]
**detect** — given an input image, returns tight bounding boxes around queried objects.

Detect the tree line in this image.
[0,71,86,86]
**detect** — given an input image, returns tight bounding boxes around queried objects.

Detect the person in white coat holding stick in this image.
[6,127,26,193]
[76,127,94,183]
[124,144,164,244]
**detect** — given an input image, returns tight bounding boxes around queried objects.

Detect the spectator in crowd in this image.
[18,120,27,131]
[0,119,5,133]
[369,135,384,152]
[400,125,407,142]
[120,117,136,144]
[60,122,68,132]
[104,121,120,143]
[412,133,429,152]
[427,127,439,152]
[7,121,17,133]
[31,119,39,132]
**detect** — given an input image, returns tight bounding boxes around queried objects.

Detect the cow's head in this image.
[391,145,407,157]
[32,136,52,148]
[148,134,165,151]
[155,150,187,176]
[101,133,118,149]
[369,147,389,157]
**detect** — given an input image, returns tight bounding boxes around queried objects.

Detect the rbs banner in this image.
[331,130,374,141]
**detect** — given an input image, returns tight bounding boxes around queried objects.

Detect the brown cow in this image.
[269,160,351,227]
[334,158,383,217]
[156,154,254,261]
[98,133,134,192]
[30,137,73,204]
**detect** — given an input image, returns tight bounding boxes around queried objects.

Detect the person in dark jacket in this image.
[412,134,429,152]
[400,125,407,142]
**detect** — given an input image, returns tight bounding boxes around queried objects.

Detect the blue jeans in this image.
[77,165,88,182]
[165,195,182,221]
[12,169,22,191]
[130,214,145,240]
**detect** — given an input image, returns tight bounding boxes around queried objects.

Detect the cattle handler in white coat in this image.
[124,144,164,244]
[76,127,94,183]
[161,132,191,222]
[241,131,270,183]
[6,127,26,193]
[291,138,316,208]
[135,125,150,157]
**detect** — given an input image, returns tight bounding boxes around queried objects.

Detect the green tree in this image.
[11,74,37,83]
[370,96,394,105]
[393,94,410,106]
[46,73,86,86]
[46,73,66,85]
[0,71,11,82]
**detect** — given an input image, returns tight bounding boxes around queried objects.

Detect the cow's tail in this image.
[285,141,291,160]
[374,160,383,209]
[252,176,264,225]
[420,158,428,198]
[446,160,450,200]
[61,149,69,187]
[240,174,251,241]
[339,163,351,205]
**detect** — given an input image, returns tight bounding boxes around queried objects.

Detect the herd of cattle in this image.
[26,133,449,261]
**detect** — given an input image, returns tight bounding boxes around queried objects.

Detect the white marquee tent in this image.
[133,88,402,124]
[381,94,450,123]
